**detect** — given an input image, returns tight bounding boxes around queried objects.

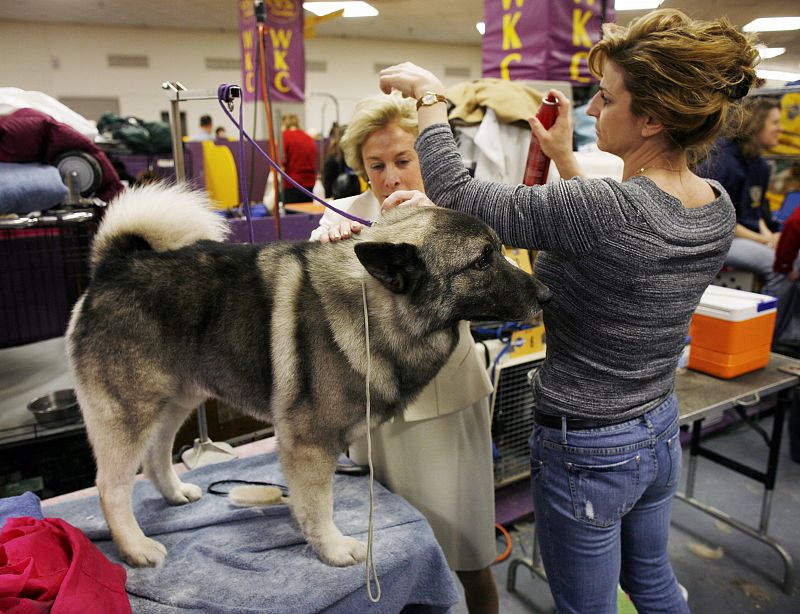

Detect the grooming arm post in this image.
[162,81,241,469]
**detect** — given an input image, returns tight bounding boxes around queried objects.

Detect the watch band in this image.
[416,91,447,110]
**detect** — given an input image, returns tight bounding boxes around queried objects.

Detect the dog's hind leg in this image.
[88,415,169,566]
[79,385,173,567]
[142,399,204,505]
[280,442,368,566]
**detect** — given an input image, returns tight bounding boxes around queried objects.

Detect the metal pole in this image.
[310,92,340,133]
[161,81,241,468]
[685,419,703,498]
[162,81,187,184]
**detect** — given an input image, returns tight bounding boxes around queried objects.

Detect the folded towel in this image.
[0,491,43,528]
[0,161,67,214]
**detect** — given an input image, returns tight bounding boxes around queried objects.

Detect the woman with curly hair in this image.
[379,9,761,613]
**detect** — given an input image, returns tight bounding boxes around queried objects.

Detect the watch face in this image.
[417,92,444,109]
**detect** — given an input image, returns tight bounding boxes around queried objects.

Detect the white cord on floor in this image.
[361,274,381,603]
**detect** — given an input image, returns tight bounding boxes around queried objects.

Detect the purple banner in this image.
[238,1,257,103]
[265,0,305,102]
[482,0,612,84]
[238,0,305,103]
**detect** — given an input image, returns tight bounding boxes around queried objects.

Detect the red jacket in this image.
[282,128,317,188]
[0,516,131,614]
[774,206,800,274]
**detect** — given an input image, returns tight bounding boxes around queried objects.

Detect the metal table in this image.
[675,353,799,594]
[508,353,800,594]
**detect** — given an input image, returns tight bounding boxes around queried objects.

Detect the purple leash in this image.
[216,84,374,232]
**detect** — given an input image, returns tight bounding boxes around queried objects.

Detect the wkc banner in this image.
[482,0,612,84]
[238,0,305,103]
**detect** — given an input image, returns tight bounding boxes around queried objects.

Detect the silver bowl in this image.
[27,389,82,427]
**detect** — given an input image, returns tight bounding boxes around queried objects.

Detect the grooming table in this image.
[41,448,459,613]
[507,353,800,595]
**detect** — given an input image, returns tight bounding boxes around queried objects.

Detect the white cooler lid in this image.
[695,285,778,322]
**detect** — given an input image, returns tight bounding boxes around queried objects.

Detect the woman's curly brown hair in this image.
[587,9,760,163]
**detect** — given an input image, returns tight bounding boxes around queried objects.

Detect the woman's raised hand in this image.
[529,89,575,163]
[381,190,436,214]
[379,62,444,100]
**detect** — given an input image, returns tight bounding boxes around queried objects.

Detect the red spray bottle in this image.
[522,96,559,186]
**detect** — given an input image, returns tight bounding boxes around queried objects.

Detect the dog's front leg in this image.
[280,443,367,566]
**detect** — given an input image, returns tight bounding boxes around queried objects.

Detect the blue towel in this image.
[44,452,459,613]
[0,491,43,529]
[0,161,68,214]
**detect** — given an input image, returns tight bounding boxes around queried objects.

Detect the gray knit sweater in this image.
[418,124,736,422]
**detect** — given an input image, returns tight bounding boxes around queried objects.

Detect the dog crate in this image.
[0,209,99,348]
[0,419,96,499]
[712,267,757,293]
[477,336,545,488]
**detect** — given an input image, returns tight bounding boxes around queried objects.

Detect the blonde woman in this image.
[380,9,760,613]
[310,94,500,614]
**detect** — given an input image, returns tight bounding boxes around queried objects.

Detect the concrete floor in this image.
[450,414,800,613]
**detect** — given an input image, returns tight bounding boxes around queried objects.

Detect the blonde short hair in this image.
[340,94,418,180]
[283,114,301,130]
[588,9,760,162]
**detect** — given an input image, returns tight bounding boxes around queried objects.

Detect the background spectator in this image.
[281,114,317,204]
[190,114,214,141]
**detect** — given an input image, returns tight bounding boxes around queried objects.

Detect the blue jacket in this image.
[696,139,775,233]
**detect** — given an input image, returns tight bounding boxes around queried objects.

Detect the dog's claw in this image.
[317,536,368,566]
[121,536,167,567]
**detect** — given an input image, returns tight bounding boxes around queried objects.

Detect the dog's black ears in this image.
[354,242,426,294]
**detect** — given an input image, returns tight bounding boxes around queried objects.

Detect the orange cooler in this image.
[688,285,777,379]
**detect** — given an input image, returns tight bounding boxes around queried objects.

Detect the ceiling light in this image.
[476,22,485,35]
[756,45,786,60]
[303,2,378,18]
[614,0,664,10]
[743,17,800,32]
[757,68,800,82]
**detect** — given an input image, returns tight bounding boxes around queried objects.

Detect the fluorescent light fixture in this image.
[476,22,485,35]
[743,17,800,32]
[757,68,800,82]
[756,45,786,60]
[303,2,378,18]
[614,0,664,10]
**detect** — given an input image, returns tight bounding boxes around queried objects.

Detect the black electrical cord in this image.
[207,479,288,496]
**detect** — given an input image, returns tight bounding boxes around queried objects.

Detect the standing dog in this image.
[67,184,551,567]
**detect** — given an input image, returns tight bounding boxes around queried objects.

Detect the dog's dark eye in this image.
[473,247,492,270]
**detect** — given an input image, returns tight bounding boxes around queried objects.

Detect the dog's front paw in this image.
[177,482,203,503]
[120,536,167,567]
[317,536,368,566]
[165,482,203,505]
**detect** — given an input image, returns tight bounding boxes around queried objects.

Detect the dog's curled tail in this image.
[91,182,230,269]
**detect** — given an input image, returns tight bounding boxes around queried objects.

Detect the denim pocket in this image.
[567,454,640,527]
[530,433,545,483]
[664,434,682,488]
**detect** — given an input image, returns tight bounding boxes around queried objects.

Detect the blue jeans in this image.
[529,394,690,614]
